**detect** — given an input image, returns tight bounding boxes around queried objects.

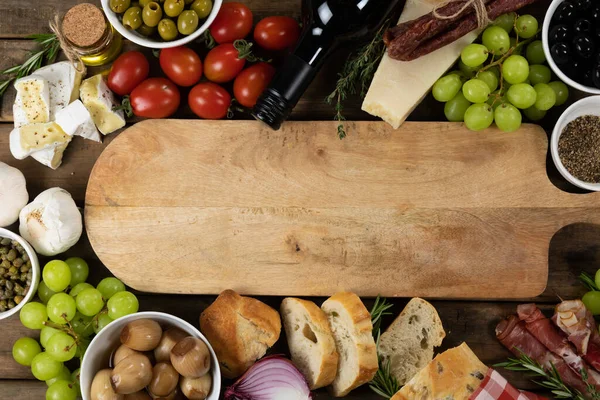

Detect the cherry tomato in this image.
[130,78,180,118]
[209,2,253,43]
[204,43,246,83]
[107,51,150,96]
[189,82,231,119]
[159,46,203,87]
[233,63,276,108]
[254,16,301,51]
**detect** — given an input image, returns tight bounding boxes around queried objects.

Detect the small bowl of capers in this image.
[0,227,40,321]
[101,0,222,49]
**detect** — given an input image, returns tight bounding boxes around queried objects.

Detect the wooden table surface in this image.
[1,0,598,398]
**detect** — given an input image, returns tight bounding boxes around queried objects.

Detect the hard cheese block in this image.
[13,75,50,128]
[362,0,478,128]
[80,74,125,135]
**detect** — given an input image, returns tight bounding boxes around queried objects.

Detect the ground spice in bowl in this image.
[558,115,600,183]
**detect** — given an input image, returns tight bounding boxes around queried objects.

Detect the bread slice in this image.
[391,343,489,400]
[378,298,445,385]
[281,298,339,389]
[321,292,378,397]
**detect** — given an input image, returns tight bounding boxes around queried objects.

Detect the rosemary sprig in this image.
[580,272,599,292]
[369,296,400,399]
[0,33,60,98]
[370,295,394,336]
[326,21,389,139]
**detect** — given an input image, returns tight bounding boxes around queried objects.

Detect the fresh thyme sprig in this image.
[580,272,599,292]
[368,296,400,399]
[0,34,60,98]
[326,21,389,140]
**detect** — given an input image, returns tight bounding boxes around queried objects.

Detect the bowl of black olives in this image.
[543,0,600,93]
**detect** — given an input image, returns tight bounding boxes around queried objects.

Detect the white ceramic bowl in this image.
[101,0,223,49]
[0,227,40,321]
[542,0,600,94]
[551,95,600,191]
[80,311,221,400]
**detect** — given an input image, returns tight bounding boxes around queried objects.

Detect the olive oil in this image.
[79,26,123,67]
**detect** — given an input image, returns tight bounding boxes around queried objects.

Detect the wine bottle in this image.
[252,0,405,130]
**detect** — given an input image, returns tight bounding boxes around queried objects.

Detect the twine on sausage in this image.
[432,0,491,28]
[48,15,87,76]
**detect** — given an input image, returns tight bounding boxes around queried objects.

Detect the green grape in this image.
[477,70,499,91]
[46,380,78,400]
[462,79,491,103]
[47,293,76,324]
[548,81,569,106]
[107,291,139,320]
[464,103,494,131]
[432,74,463,102]
[69,282,94,297]
[93,313,114,334]
[42,260,71,292]
[71,368,80,385]
[46,332,76,362]
[75,339,90,359]
[12,337,42,366]
[444,92,472,122]
[502,55,529,84]
[20,302,48,329]
[526,40,546,64]
[533,83,556,111]
[528,65,551,85]
[515,14,538,39]
[76,288,105,317]
[482,26,511,55]
[523,106,546,121]
[71,312,94,337]
[494,103,522,132]
[458,60,481,78]
[509,37,523,56]
[31,352,63,381]
[97,277,126,300]
[493,13,516,33]
[65,258,89,287]
[40,326,60,348]
[583,291,600,315]
[460,44,489,68]
[45,365,70,387]
[487,90,507,110]
[37,281,57,304]
[506,83,537,109]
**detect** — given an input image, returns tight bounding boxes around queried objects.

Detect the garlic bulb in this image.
[0,162,28,227]
[19,188,82,256]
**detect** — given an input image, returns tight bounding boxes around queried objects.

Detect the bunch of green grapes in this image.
[432,13,570,132]
[12,258,139,400]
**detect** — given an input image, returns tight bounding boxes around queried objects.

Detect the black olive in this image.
[583,68,594,86]
[574,0,592,11]
[551,42,571,64]
[596,52,600,64]
[573,35,595,59]
[554,2,575,23]
[592,5,600,24]
[592,64,600,88]
[574,19,593,35]
[549,24,571,43]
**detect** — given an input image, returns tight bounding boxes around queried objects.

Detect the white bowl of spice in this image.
[551,96,600,191]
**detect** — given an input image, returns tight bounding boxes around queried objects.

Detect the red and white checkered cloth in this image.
[470,369,548,400]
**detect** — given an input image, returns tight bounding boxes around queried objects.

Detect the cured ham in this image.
[554,300,600,371]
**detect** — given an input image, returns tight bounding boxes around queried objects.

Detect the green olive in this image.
[191,0,212,19]
[137,23,156,36]
[164,0,185,17]
[110,0,131,13]
[139,0,152,6]
[177,10,199,35]
[142,2,163,27]
[122,6,143,30]
[184,0,194,4]
[158,18,178,40]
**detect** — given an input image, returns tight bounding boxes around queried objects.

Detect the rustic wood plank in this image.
[0,380,47,398]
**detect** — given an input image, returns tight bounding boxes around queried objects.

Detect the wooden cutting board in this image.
[85,121,600,298]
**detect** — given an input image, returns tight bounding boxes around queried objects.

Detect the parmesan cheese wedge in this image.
[34,61,83,119]
[80,74,126,135]
[13,75,51,128]
[362,0,478,128]
[9,122,71,160]
[55,100,101,142]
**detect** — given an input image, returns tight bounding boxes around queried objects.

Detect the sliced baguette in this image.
[281,298,339,389]
[321,292,378,397]
[378,297,446,386]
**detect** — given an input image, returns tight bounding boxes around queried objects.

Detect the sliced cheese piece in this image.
[362,0,478,128]
[31,142,70,170]
[80,74,126,135]
[55,100,101,142]
[9,122,72,160]
[34,61,83,119]
[13,75,51,128]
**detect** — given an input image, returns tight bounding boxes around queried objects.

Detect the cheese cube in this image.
[55,100,101,142]
[34,61,83,119]
[13,75,51,128]
[9,122,71,160]
[30,142,70,170]
[80,74,126,135]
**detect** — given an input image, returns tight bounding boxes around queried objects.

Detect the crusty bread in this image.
[379,298,446,385]
[281,298,339,389]
[321,292,378,397]
[199,289,281,379]
[391,343,489,400]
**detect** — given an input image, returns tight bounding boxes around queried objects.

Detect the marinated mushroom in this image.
[111,353,153,394]
[180,374,212,400]
[154,327,188,362]
[149,362,179,397]
[112,344,141,367]
[91,368,124,400]
[170,337,211,378]
[121,319,163,351]
[123,391,152,400]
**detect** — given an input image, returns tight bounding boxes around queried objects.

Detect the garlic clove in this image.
[120,319,163,351]
[112,344,142,367]
[111,353,153,394]
[91,368,124,400]
[170,337,211,378]
[180,375,212,400]
[123,391,152,400]
[155,327,188,363]
[0,162,28,228]
[149,362,180,397]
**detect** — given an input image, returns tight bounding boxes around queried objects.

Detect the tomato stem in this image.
[113,95,133,118]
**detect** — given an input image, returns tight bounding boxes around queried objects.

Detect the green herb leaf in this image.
[370,296,393,336]
[580,272,599,292]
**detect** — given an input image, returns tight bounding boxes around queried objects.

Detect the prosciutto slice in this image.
[554,300,600,371]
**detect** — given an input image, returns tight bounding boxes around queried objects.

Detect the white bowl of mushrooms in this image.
[80,311,221,400]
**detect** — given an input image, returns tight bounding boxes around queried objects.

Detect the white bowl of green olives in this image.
[0,227,40,321]
[102,0,222,48]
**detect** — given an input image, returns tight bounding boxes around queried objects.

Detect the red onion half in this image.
[224,356,313,400]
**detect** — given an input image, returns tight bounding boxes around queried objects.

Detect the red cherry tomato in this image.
[233,63,276,108]
[107,51,150,96]
[209,2,253,44]
[254,17,301,51]
[204,43,246,83]
[189,82,231,119]
[130,78,180,118]
[159,46,203,87]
